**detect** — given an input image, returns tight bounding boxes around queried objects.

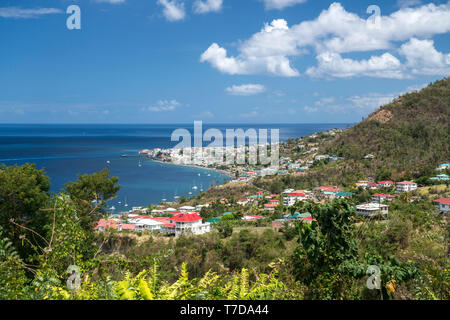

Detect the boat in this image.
[121,154,128,158]
[188,192,192,195]
[109,206,116,211]
[124,197,128,207]
[106,160,111,164]
[138,160,142,167]
[198,173,201,176]
[207,173,211,176]
[192,186,198,190]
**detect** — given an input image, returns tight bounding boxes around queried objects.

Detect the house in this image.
[430,174,449,181]
[335,191,353,199]
[283,192,307,207]
[94,219,118,231]
[356,203,389,217]
[396,181,417,193]
[364,154,375,159]
[433,198,450,213]
[242,215,263,221]
[264,203,278,212]
[355,181,369,189]
[179,206,196,212]
[168,213,210,236]
[378,181,394,188]
[237,198,250,206]
[436,163,450,171]
[372,194,400,203]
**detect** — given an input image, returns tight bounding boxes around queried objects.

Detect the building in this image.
[264,203,278,212]
[433,198,450,213]
[378,180,394,188]
[396,181,417,193]
[168,213,211,237]
[372,194,399,203]
[430,174,449,181]
[356,203,389,217]
[436,163,450,171]
[242,215,263,221]
[283,192,307,207]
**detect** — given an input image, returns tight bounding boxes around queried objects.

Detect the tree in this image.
[65,168,120,231]
[0,163,50,260]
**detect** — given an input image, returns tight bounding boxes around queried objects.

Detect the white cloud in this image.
[200,19,300,77]
[260,0,307,10]
[193,0,223,14]
[157,0,186,22]
[226,84,266,96]
[0,7,63,18]
[143,100,181,112]
[306,52,404,79]
[399,38,450,75]
[201,2,450,79]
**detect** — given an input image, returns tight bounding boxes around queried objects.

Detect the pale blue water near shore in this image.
[0,123,352,209]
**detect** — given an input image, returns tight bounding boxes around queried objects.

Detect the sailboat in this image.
[138,160,142,167]
[124,197,128,207]
[109,205,116,211]
[207,173,211,177]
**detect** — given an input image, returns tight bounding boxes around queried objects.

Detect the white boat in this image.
[198,173,201,176]
[109,206,116,211]
[138,160,142,167]
[188,192,192,195]
[124,197,128,207]
[207,173,211,176]
[192,186,198,190]
[106,160,111,164]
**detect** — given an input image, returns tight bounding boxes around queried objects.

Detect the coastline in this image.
[149,158,234,180]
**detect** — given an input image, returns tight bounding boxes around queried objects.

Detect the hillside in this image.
[257,78,450,191]
[323,77,450,174]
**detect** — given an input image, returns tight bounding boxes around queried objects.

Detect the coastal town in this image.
[95,129,450,237]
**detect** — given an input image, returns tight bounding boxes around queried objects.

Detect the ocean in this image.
[0,123,352,209]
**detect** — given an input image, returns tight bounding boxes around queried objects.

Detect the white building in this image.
[356,203,388,217]
[168,213,211,237]
[433,198,450,213]
[396,181,417,193]
[283,192,307,207]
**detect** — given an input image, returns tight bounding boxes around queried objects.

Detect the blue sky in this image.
[0,0,449,124]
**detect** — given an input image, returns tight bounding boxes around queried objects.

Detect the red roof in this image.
[373,194,388,197]
[264,203,278,207]
[313,186,342,192]
[397,181,416,185]
[171,213,202,222]
[434,198,450,205]
[121,224,136,230]
[162,223,175,228]
[288,193,306,197]
[378,181,394,184]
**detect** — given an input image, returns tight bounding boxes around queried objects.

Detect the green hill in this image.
[258,78,450,191]
[322,78,449,180]
[323,78,449,173]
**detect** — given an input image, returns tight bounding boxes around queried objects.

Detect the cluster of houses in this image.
[355,180,418,193]
[95,206,211,237]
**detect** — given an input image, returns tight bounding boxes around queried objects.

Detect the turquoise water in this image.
[0,123,351,208]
